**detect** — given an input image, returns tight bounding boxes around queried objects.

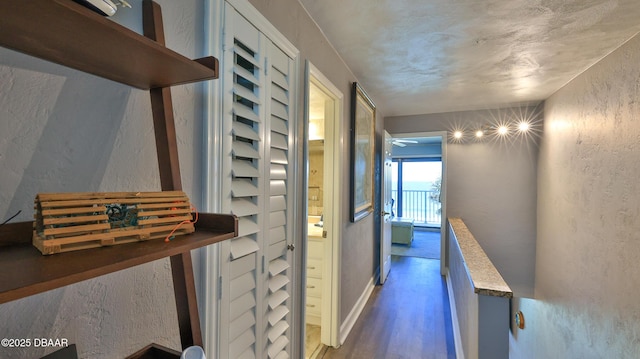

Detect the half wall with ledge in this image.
[446,217,513,359]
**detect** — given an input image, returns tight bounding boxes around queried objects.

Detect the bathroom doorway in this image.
[303,62,343,357]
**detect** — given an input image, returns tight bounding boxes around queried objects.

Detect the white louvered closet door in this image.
[262,41,294,359]
[219,4,295,359]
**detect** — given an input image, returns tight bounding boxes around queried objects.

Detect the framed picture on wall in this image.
[350,82,376,222]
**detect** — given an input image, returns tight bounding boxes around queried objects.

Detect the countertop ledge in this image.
[448,217,513,299]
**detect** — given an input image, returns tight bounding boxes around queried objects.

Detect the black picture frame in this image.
[350,82,376,222]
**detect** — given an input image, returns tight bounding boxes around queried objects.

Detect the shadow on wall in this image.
[1,48,131,222]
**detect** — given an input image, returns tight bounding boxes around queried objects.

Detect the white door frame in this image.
[390,131,448,275]
[303,61,342,348]
[380,131,393,284]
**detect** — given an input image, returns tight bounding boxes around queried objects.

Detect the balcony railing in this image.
[392,189,441,227]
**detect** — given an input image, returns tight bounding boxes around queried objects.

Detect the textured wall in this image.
[0,0,205,357]
[385,107,540,296]
[510,27,640,358]
[247,0,385,327]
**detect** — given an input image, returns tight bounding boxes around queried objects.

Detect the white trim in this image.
[202,0,224,355]
[306,61,343,348]
[339,275,377,345]
[446,273,464,359]
[440,132,448,275]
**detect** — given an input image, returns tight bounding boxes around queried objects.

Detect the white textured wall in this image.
[0,0,205,357]
[385,107,540,296]
[510,27,640,358]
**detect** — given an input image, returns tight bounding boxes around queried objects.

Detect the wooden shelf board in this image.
[0,213,237,304]
[0,0,218,89]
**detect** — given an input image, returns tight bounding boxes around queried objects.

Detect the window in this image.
[391,158,442,227]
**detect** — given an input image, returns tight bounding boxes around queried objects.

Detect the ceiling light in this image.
[497,125,509,135]
[518,122,530,132]
[453,131,463,139]
[475,130,484,138]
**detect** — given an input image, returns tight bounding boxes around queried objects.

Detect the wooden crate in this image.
[33,191,195,255]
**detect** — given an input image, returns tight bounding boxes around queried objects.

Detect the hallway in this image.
[319,256,456,359]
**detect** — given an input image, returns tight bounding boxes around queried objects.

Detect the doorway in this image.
[388,132,447,273]
[303,62,342,358]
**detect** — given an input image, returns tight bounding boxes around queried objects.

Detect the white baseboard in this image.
[446,273,465,359]
[339,275,376,345]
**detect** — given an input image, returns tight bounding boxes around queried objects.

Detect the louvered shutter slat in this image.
[271,117,288,135]
[268,239,287,261]
[231,179,259,197]
[237,217,260,237]
[230,236,260,259]
[268,290,289,310]
[233,120,260,141]
[269,259,289,276]
[232,159,259,178]
[271,149,288,164]
[271,132,288,150]
[270,164,287,180]
[232,140,260,159]
[269,274,290,293]
[234,83,261,105]
[271,70,287,90]
[230,291,256,320]
[230,310,256,341]
[268,321,289,343]
[234,64,260,86]
[269,227,286,244]
[233,102,261,124]
[271,100,288,120]
[270,196,286,211]
[271,85,289,105]
[270,180,286,196]
[230,330,256,359]
[231,271,257,300]
[267,336,289,359]
[269,211,286,228]
[268,305,289,326]
[232,198,259,217]
[234,45,261,68]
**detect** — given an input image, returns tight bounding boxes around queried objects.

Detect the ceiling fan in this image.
[390,139,418,147]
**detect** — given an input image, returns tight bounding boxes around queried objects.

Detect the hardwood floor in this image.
[321,256,456,359]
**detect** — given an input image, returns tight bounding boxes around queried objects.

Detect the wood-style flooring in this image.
[320,256,456,359]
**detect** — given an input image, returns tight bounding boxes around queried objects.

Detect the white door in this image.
[380,131,393,284]
[217,4,298,358]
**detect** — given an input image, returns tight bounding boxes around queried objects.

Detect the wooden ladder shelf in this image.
[0,0,235,356]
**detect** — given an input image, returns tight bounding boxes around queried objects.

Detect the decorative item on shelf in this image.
[73,0,131,17]
[33,191,196,255]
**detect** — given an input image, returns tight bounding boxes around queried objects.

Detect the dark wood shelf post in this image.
[142,0,203,349]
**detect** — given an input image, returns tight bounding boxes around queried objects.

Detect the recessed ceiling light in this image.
[518,122,531,132]
[497,125,509,135]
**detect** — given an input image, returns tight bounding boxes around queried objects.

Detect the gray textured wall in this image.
[0,0,205,357]
[511,26,640,359]
[385,107,540,296]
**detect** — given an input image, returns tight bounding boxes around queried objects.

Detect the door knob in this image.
[381,211,390,216]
